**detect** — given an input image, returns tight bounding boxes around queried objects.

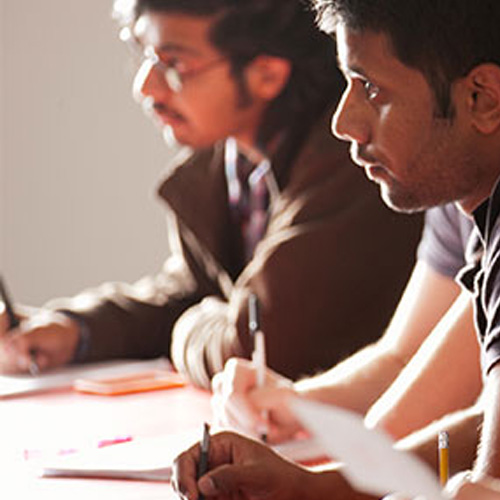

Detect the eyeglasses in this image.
[142,46,227,93]
[120,27,227,94]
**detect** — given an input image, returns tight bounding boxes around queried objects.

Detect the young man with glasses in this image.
[0,0,422,387]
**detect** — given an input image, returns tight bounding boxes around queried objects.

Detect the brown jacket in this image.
[49,113,423,387]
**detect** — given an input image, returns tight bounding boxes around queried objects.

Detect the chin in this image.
[381,187,427,214]
[167,128,217,150]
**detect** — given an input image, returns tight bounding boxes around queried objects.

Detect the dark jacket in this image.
[48,111,423,387]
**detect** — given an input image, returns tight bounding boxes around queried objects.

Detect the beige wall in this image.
[1,0,171,305]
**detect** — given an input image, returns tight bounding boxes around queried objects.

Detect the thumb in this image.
[0,306,13,337]
[199,464,267,498]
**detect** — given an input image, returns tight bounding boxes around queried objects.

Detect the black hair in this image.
[114,0,343,149]
[312,0,500,118]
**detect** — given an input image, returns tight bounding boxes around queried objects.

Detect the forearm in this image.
[366,293,481,439]
[294,343,405,414]
[45,260,203,363]
[395,403,483,476]
[296,262,461,416]
[475,365,500,478]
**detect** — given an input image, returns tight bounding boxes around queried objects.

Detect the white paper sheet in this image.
[37,429,201,481]
[290,397,446,500]
[36,428,328,482]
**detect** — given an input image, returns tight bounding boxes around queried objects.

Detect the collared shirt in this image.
[224,137,277,264]
[458,177,500,375]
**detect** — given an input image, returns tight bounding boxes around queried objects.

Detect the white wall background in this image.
[1,0,172,306]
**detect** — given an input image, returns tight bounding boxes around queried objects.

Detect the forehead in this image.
[335,23,425,89]
[133,11,219,57]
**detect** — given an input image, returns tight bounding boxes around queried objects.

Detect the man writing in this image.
[173,0,500,497]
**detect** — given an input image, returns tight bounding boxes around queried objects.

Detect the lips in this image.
[365,164,388,182]
[350,155,387,183]
[140,96,186,126]
[350,143,379,166]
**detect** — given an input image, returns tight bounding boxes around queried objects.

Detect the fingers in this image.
[201,462,268,498]
[0,301,33,337]
[0,307,8,336]
[172,442,202,500]
[211,359,263,434]
[0,324,34,373]
[211,358,300,444]
[202,433,311,500]
[173,431,295,500]
[0,311,80,374]
[212,370,263,436]
[172,432,251,500]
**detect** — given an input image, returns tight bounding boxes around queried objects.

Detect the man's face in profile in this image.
[130,11,266,149]
[332,23,481,214]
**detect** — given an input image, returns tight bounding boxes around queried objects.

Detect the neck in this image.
[235,130,283,164]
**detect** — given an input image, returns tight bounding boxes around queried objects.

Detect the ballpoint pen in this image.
[0,276,40,376]
[248,293,269,442]
[197,422,211,500]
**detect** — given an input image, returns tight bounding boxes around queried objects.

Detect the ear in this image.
[244,55,292,102]
[465,64,500,135]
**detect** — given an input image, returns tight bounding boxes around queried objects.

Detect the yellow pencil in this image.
[438,430,449,487]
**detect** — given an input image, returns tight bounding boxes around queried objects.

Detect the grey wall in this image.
[1,0,171,305]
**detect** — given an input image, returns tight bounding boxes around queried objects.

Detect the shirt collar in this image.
[472,175,500,245]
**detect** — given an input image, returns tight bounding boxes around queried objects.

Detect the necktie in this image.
[225,138,271,263]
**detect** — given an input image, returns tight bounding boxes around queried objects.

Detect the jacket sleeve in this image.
[170,156,423,388]
[170,295,242,388]
[44,209,209,363]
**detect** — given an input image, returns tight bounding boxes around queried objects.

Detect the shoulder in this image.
[156,144,224,202]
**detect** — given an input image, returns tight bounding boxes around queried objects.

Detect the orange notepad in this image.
[73,370,186,396]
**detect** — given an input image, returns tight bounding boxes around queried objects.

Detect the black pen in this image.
[197,422,210,500]
[248,293,269,442]
[0,276,39,376]
[0,276,20,329]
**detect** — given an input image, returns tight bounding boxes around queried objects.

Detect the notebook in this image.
[36,429,327,481]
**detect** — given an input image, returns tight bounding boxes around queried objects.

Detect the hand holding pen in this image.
[0,276,81,374]
[0,276,40,375]
[173,430,312,500]
[210,293,299,443]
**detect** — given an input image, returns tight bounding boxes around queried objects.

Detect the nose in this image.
[331,83,370,145]
[132,58,171,105]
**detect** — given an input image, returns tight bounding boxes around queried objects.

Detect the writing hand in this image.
[210,358,301,443]
[173,430,315,500]
[0,308,80,374]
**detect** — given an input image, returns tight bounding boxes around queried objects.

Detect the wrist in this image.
[56,310,90,362]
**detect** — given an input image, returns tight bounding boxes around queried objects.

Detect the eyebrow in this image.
[156,43,202,57]
[336,54,369,79]
[133,34,203,58]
